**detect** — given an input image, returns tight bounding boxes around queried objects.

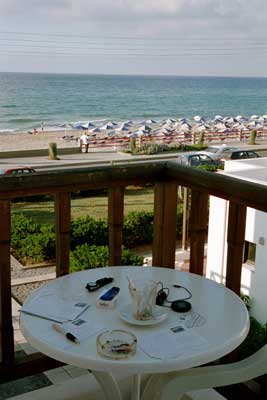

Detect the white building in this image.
[206,157,267,324]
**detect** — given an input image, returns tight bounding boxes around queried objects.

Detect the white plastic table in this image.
[20,266,249,400]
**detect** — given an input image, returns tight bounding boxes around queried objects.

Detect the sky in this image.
[1,0,267,76]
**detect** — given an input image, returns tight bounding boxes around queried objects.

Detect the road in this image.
[1,142,267,172]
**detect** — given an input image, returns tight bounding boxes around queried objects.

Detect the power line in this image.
[1,43,267,52]
[0,50,266,57]
[0,30,267,42]
[0,40,267,52]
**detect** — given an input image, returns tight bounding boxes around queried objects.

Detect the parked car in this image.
[176,152,221,168]
[0,167,36,175]
[196,145,238,160]
[222,150,260,161]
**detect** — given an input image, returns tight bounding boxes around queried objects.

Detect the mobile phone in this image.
[99,286,120,301]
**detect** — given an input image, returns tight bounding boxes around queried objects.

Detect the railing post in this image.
[55,193,71,277]
[225,202,247,295]
[108,187,124,266]
[182,187,189,250]
[0,200,14,366]
[153,182,178,268]
[189,190,209,275]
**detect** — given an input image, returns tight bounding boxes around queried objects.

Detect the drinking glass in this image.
[128,279,159,320]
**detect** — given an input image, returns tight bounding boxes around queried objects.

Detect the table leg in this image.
[92,370,122,400]
[141,375,162,400]
[141,374,185,400]
[131,374,141,400]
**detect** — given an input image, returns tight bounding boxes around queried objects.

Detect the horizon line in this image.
[0,70,267,80]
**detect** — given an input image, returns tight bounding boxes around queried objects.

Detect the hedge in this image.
[71,216,108,249]
[70,244,143,272]
[11,208,183,265]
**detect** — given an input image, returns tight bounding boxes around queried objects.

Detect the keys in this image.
[86,277,114,292]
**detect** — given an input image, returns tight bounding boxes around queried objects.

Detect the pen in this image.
[52,323,80,344]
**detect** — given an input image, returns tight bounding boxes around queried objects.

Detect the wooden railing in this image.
[0,160,267,382]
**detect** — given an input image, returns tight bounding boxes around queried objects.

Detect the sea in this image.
[1,72,267,133]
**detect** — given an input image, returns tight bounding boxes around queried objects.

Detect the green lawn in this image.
[12,187,155,224]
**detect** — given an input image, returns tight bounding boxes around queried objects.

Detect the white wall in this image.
[206,198,267,325]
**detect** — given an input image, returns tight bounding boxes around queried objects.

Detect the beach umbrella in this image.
[258,116,266,124]
[165,118,176,125]
[180,122,192,131]
[247,120,258,128]
[215,122,227,131]
[121,122,131,128]
[236,123,249,131]
[162,122,173,129]
[195,124,206,132]
[91,127,101,133]
[107,130,116,136]
[225,117,234,124]
[178,117,187,123]
[117,123,130,131]
[60,123,72,128]
[136,129,147,136]
[101,123,115,130]
[214,115,223,121]
[159,128,169,134]
[145,119,157,124]
[250,115,259,121]
[129,132,138,138]
[193,115,203,123]
[235,115,246,122]
[81,122,95,129]
[248,121,264,130]
[72,121,84,129]
[139,125,151,132]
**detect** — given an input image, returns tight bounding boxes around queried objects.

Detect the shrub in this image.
[236,317,266,360]
[134,142,181,155]
[181,144,207,151]
[196,165,218,172]
[249,130,257,145]
[71,216,108,249]
[11,209,183,265]
[13,230,56,264]
[48,142,59,160]
[130,137,137,153]
[123,211,154,247]
[198,131,205,146]
[70,244,143,272]
[11,213,41,249]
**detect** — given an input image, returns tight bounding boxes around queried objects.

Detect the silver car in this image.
[176,152,221,167]
[196,145,238,160]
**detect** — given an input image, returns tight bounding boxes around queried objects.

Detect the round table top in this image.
[20,266,249,374]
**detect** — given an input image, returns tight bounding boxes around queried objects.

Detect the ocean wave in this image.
[7,118,40,124]
[1,104,17,109]
[0,129,16,133]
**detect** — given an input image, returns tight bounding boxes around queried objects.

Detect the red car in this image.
[0,167,36,175]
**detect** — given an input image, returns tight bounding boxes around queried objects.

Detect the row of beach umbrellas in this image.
[60,115,267,137]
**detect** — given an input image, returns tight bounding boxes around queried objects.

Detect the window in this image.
[243,241,256,265]
[247,151,258,158]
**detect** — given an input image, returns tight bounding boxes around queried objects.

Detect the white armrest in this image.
[142,345,267,400]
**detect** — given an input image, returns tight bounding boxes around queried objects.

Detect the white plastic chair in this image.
[141,345,267,400]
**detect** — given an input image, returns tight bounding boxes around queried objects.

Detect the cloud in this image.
[1,1,267,41]
[1,0,267,21]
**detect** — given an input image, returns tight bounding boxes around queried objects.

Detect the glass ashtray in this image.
[96,330,137,360]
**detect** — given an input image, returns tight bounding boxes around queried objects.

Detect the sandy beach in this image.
[0,130,81,152]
